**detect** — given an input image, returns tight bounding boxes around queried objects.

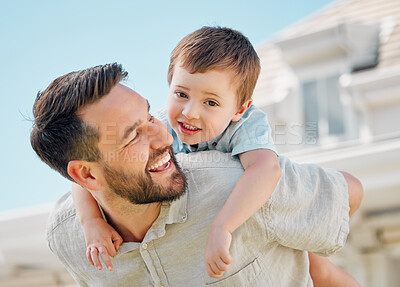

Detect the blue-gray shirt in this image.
[47,152,349,287]
[155,105,277,156]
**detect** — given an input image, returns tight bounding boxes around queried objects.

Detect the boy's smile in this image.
[178,121,202,135]
[167,64,248,145]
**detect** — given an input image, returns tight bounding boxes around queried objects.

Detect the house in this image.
[1,0,399,286]
[252,0,400,286]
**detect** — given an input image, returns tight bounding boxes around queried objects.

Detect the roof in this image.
[253,0,400,106]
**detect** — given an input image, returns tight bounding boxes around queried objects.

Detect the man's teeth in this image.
[182,123,199,130]
[149,153,171,170]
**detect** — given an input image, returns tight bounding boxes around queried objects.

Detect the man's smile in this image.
[148,152,172,172]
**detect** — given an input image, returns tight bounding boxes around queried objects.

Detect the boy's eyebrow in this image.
[175,85,223,100]
[120,100,150,143]
[175,85,190,91]
[203,91,223,100]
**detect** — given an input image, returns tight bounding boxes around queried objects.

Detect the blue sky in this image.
[0,0,334,212]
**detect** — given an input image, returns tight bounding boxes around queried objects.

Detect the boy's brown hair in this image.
[167,26,260,107]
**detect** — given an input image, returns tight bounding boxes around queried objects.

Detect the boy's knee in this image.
[308,252,333,284]
[341,172,364,216]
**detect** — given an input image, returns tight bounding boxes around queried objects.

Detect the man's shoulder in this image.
[175,151,243,171]
[46,192,77,237]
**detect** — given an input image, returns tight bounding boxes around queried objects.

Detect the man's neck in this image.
[102,201,162,243]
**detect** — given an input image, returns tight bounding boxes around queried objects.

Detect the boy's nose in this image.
[182,102,200,120]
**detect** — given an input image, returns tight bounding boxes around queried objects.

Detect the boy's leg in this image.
[341,172,363,217]
[309,172,363,287]
[308,253,361,287]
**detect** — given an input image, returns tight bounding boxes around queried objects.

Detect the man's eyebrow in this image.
[146,99,151,112]
[120,100,150,143]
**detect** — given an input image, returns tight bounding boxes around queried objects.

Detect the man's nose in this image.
[182,101,200,120]
[147,119,173,150]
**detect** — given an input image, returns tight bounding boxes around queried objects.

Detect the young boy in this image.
[72,27,362,285]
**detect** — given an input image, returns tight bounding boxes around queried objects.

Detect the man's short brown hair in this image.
[31,63,128,180]
[167,26,260,107]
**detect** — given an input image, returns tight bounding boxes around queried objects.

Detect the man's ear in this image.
[67,160,101,191]
[232,99,253,122]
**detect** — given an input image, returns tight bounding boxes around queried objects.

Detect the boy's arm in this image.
[212,149,280,232]
[71,183,123,271]
[71,182,103,226]
[204,149,281,277]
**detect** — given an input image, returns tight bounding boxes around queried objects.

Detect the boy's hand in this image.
[83,217,123,271]
[204,225,233,278]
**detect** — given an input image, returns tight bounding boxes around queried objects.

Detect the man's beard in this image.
[101,147,187,204]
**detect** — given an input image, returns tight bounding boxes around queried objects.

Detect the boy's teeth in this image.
[182,123,198,130]
[149,153,171,171]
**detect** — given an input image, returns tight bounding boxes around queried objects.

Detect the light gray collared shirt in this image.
[47,151,349,287]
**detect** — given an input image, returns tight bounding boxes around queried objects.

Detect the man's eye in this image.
[176,92,188,99]
[127,132,139,146]
[206,100,218,107]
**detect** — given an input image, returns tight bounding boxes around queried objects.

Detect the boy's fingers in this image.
[112,233,123,251]
[86,248,95,266]
[206,264,214,277]
[106,242,117,257]
[206,264,216,277]
[220,253,233,265]
[113,240,122,252]
[98,246,113,271]
[90,248,102,270]
[210,262,223,278]
[215,259,229,272]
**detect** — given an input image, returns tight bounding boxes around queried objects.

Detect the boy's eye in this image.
[205,100,218,107]
[176,92,188,99]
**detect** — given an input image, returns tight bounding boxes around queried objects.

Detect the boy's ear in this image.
[67,160,101,191]
[232,99,253,122]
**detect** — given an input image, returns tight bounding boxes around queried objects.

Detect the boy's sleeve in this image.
[228,105,277,157]
[264,156,350,256]
[153,107,169,126]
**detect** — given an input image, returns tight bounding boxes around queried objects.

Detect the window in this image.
[302,74,345,144]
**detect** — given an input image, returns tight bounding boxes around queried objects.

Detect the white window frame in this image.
[296,59,351,145]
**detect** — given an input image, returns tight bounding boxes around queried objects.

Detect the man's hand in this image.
[83,217,123,271]
[204,225,233,278]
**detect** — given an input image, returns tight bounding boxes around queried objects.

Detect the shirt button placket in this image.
[140,241,169,287]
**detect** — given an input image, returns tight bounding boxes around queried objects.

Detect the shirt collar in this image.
[100,191,188,254]
[182,132,225,152]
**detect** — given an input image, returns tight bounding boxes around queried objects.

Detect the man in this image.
[31,63,361,286]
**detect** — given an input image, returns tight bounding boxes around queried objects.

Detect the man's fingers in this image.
[98,246,113,271]
[90,248,102,270]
